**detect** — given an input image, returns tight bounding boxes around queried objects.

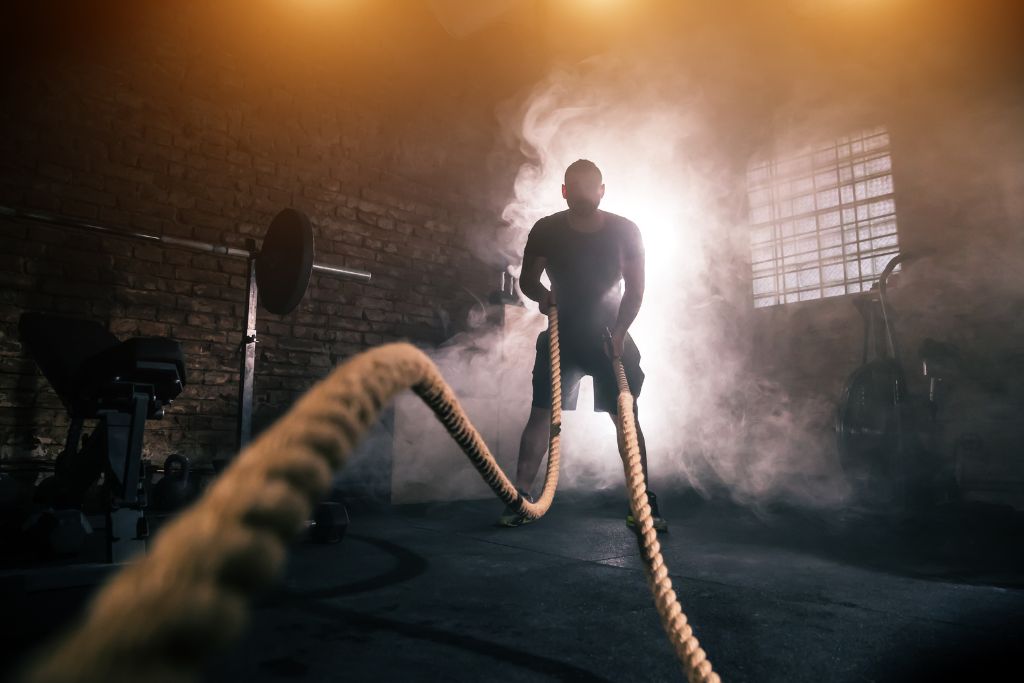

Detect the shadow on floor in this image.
[656,488,1024,588]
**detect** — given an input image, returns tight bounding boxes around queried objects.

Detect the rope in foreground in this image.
[612,356,719,682]
[21,306,718,683]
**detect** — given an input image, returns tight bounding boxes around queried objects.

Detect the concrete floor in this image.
[3,491,1023,682]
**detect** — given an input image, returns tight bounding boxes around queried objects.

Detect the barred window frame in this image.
[748,126,901,308]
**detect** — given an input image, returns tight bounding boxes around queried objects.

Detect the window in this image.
[747,126,900,308]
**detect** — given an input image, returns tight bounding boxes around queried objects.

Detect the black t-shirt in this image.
[523,210,643,343]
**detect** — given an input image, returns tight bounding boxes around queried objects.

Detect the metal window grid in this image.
[747,127,900,308]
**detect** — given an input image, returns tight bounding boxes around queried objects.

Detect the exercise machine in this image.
[836,253,960,509]
[19,312,185,562]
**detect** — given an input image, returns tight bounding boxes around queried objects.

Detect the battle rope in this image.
[21,306,718,683]
[611,357,719,683]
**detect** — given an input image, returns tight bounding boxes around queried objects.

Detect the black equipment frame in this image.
[0,204,372,449]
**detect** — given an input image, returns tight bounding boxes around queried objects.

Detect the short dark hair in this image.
[564,159,602,183]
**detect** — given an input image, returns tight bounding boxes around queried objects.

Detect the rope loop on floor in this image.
[21,306,718,683]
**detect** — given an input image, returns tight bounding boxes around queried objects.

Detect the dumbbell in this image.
[152,454,199,512]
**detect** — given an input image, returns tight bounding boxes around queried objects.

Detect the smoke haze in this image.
[489,49,849,508]
[381,0,1024,510]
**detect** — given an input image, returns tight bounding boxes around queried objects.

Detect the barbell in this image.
[0,204,373,446]
[0,204,371,315]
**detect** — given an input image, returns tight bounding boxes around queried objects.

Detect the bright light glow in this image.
[504,100,708,339]
[502,70,721,491]
[500,61,849,506]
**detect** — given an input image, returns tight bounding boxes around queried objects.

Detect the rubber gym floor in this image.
[2,490,1022,682]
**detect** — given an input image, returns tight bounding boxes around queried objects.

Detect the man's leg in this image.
[517,329,582,494]
[516,406,552,493]
[500,331,580,526]
[498,406,552,527]
[611,405,667,531]
[609,405,648,486]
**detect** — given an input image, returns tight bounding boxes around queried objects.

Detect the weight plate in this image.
[256,209,315,315]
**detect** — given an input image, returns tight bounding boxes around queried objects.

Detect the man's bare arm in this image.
[610,253,645,350]
[520,255,554,311]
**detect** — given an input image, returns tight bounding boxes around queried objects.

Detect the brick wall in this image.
[0,2,518,465]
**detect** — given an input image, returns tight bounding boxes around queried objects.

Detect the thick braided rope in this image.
[20,318,563,683]
[546,308,563,508]
[612,359,720,683]
[412,306,561,521]
[20,308,716,683]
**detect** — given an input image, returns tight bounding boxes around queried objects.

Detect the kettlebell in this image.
[152,454,197,512]
[309,501,349,544]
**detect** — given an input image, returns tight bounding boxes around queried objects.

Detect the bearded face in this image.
[566,194,599,216]
[563,171,604,217]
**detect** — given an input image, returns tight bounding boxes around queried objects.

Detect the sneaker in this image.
[626,490,669,533]
[498,489,537,528]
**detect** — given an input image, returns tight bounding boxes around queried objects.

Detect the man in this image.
[498,159,667,532]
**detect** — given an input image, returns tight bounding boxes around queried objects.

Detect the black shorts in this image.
[532,330,645,414]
